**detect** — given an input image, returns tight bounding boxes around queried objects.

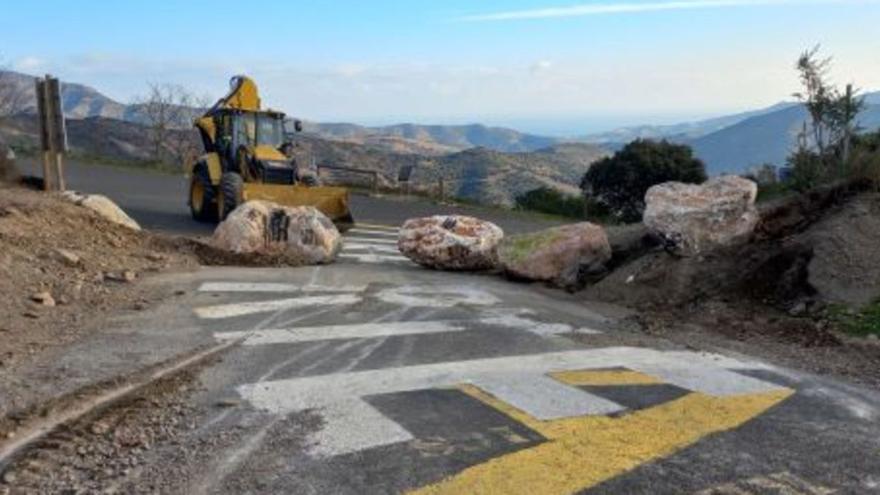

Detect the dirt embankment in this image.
[587,181,880,387]
[0,186,201,389]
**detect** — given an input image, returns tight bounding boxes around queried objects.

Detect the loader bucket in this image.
[242,183,354,231]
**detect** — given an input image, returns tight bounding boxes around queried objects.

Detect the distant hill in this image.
[304,121,560,154]
[4,68,879,179]
[581,102,796,144]
[0,70,561,155]
[689,96,880,175]
[0,113,605,206]
[0,70,133,121]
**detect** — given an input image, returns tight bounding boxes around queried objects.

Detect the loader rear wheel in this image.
[189,166,217,223]
[218,172,244,221]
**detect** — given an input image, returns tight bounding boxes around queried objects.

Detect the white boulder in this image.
[398,215,503,270]
[212,200,341,264]
[643,175,759,256]
[61,191,141,231]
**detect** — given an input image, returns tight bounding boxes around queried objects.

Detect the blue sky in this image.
[2,0,879,135]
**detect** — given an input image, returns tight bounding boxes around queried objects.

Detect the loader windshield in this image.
[232,113,284,148]
[256,115,284,147]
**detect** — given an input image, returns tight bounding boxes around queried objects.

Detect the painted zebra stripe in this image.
[215,321,468,345]
[214,313,598,345]
[350,228,399,237]
[194,294,361,319]
[198,282,367,293]
[352,223,398,231]
[343,236,398,245]
[339,253,411,264]
[342,243,401,254]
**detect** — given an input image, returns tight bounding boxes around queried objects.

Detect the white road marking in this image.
[238,347,784,457]
[350,227,399,237]
[344,236,398,245]
[311,399,414,457]
[376,285,500,308]
[480,314,601,336]
[198,282,367,293]
[339,253,411,263]
[342,243,401,255]
[353,223,399,232]
[214,313,601,345]
[470,373,625,419]
[194,294,361,320]
[215,321,469,345]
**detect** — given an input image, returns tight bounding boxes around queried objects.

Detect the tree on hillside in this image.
[580,139,706,223]
[790,46,865,189]
[135,83,202,165]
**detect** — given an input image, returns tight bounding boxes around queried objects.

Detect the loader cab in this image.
[214,110,287,167]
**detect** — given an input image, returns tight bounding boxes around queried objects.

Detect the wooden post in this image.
[842,83,853,168]
[55,152,66,191]
[34,75,66,191]
[47,77,66,191]
[35,79,52,191]
[438,177,445,202]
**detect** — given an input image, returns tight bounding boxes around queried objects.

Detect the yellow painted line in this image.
[551,368,663,386]
[410,385,794,495]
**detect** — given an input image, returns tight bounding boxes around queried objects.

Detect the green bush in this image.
[580,139,707,223]
[514,186,585,219]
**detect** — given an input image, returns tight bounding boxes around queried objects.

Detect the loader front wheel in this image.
[189,166,217,223]
[218,172,244,221]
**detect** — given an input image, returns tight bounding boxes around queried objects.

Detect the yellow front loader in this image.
[185,76,353,229]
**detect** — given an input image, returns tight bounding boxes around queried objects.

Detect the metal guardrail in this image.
[316,164,379,194]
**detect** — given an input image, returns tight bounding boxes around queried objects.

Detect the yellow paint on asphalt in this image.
[409,384,793,495]
[551,368,663,386]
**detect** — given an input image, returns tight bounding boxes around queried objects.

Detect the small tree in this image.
[580,139,707,223]
[135,83,201,164]
[791,46,865,184]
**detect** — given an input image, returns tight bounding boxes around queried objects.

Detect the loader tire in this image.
[218,172,244,221]
[189,166,217,223]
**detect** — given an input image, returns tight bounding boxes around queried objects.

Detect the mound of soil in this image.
[0,185,200,394]
[583,183,880,387]
[589,184,880,312]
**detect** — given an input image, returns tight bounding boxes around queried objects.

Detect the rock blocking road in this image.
[6,224,879,494]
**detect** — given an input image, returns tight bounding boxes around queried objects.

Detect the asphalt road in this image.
[17,159,564,236]
[8,223,878,494]
[10,159,880,493]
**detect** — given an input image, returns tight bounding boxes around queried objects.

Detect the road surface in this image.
[7,160,880,493]
[17,159,564,235]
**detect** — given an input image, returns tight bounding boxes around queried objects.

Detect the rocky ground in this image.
[0,185,204,415]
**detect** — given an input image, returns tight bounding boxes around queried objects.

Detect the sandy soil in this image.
[0,186,202,405]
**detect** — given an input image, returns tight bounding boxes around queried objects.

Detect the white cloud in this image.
[13,56,46,72]
[459,0,857,21]
[530,60,554,75]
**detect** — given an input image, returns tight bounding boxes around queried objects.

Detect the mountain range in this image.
[2,68,880,182]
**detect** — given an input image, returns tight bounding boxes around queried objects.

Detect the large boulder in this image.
[61,191,141,231]
[398,215,503,270]
[212,200,341,264]
[644,176,758,256]
[499,222,612,287]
